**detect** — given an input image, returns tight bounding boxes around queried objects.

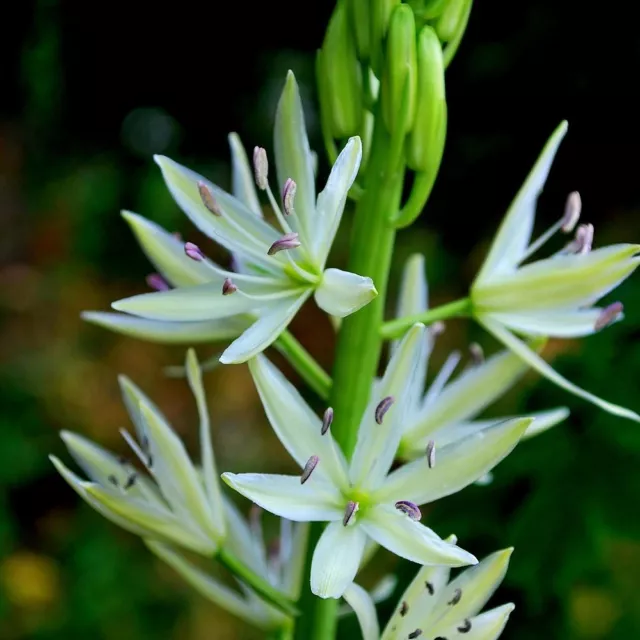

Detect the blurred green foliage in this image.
[1,1,639,638]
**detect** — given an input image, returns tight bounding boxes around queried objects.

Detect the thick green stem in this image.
[275,330,332,400]
[380,297,471,338]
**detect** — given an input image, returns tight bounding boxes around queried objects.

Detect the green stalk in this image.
[380,297,471,338]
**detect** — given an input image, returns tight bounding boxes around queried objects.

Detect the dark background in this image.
[1,1,639,638]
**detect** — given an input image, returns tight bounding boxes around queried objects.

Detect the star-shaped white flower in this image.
[471,121,640,421]
[88,72,376,364]
[391,254,569,460]
[223,324,533,598]
[343,546,515,640]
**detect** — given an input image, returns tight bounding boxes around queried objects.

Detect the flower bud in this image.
[318,2,363,139]
[406,25,447,172]
[347,0,371,62]
[381,4,418,136]
[369,0,400,76]
[436,0,470,42]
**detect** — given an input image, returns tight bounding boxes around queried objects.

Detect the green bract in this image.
[223,324,534,599]
[471,122,640,421]
[84,72,376,364]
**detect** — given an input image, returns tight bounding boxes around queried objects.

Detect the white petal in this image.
[428,548,513,631]
[481,317,640,421]
[274,71,317,245]
[488,308,609,338]
[314,268,377,318]
[435,603,515,640]
[361,505,477,567]
[221,473,344,522]
[121,211,214,286]
[112,281,293,322]
[377,417,531,505]
[154,155,281,271]
[228,132,263,217]
[82,311,248,344]
[403,347,532,447]
[522,407,570,439]
[220,290,312,363]
[281,522,310,599]
[475,122,568,284]
[310,521,367,598]
[314,137,363,261]
[343,583,380,640]
[185,349,225,539]
[248,355,349,487]
[350,324,428,489]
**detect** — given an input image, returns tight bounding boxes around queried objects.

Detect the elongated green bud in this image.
[347,0,371,62]
[381,4,418,136]
[370,0,400,76]
[319,2,363,138]
[436,0,470,41]
[419,0,449,20]
[407,25,446,171]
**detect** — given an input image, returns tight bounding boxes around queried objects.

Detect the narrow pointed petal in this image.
[121,211,213,286]
[281,522,311,599]
[481,317,640,421]
[392,253,429,355]
[522,407,570,439]
[221,473,344,522]
[350,324,428,489]
[488,308,612,338]
[220,290,311,363]
[343,583,380,640]
[145,540,276,629]
[82,311,248,344]
[378,418,531,505]
[361,505,477,567]
[314,268,377,317]
[314,137,363,261]
[118,375,164,443]
[402,346,535,445]
[274,71,316,244]
[248,355,348,486]
[428,549,513,630]
[229,133,263,217]
[185,350,225,539]
[475,122,568,283]
[310,521,367,598]
[435,603,515,640]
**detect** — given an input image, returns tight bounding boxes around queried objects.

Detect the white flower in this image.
[50,350,225,555]
[343,546,515,640]
[470,122,640,421]
[223,324,533,598]
[391,254,569,460]
[90,71,376,364]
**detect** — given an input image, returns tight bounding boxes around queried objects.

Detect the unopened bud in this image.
[594,302,623,331]
[343,500,359,526]
[184,242,205,262]
[395,500,422,521]
[146,273,170,291]
[268,232,301,255]
[346,0,371,61]
[301,455,319,484]
[321,407,334,435]
[375,395,395,424]
[282,178,297,216]
[561,191,581,232]
[253,147,269,190]
[222,278,237,295]
[197,181,222,216]
[370,0,401,76]
[436,0,470,42]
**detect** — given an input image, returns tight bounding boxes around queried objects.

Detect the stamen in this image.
[433,637,447,640]
[321,407,334,435]
[222,278,238,295]
[184,242,205,262]
[563,223,594,254]
[408,630,422,639]
[395,500,422,521]
[562,191,581,232]
[426,440,436,468]
[425,581,435,595]
[301,455,319,484]
[457,619,472,633]
[267,232,301,255]
[197,181,222,216]
[430,321,446,337]
[399,601,409,616]
[253,146,269,190]
[469,342,484,366]
[594,302,623,331]
[107,475,119,487]
[343,501,359,526]
[447,588,462,606]
[123,474,137,490]
[172,231,183,241]
[146,273,170,291]
[282,178,297,216]
[375,396,395,424]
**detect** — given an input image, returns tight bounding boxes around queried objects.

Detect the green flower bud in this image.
[369,0,400,76]
[436,0,470,42]
[347,0,371,62]
[381,4,418,136]
[407,25,446,172]
[319,2,363,139]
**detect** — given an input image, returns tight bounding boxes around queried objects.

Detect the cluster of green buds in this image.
[317,0,471,227]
